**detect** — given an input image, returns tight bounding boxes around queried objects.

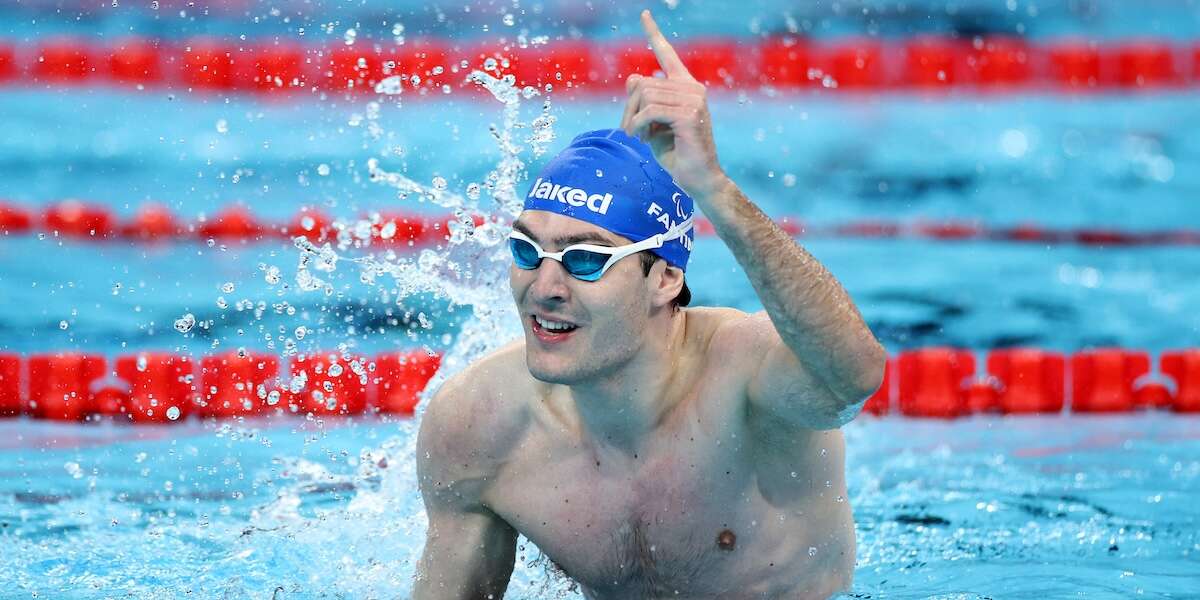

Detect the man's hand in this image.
[620,9,729,203]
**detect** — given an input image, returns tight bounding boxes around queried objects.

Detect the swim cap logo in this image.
[646,202,693,251]
[528,178,614,215]
[671,192,686,219]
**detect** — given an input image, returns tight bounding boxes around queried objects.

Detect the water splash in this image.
[232,68,578,598]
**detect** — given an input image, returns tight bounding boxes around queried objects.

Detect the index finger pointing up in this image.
[640,9,695,81]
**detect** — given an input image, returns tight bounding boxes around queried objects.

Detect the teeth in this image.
[535,316,576,331]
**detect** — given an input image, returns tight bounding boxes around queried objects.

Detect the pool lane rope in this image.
[0,347,1196,422]
[2,200,1198,248]
[2,35,1200,95]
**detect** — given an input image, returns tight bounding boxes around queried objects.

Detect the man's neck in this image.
[562,308,689,455]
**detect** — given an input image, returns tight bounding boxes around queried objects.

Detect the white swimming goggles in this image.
[508,217,693,282]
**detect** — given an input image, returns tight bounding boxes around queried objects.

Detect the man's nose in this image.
[528,258,572,304]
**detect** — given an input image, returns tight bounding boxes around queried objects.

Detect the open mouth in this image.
[530,315,579,342]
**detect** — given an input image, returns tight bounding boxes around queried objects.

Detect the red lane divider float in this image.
[0,348,1195,422]
[2,200,1200,248]
[0,349,443,422]
[2,36,1200,96]
[861,347,1200,418]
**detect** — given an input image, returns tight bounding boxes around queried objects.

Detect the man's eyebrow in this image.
[554,232,616,247]
[512,221,538,241]
[513,221,617,248]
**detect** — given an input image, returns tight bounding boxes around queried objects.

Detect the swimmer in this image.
[414,10,886,599]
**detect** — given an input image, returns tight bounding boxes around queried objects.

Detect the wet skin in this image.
[455,330,854,599]
[415,215,858,600]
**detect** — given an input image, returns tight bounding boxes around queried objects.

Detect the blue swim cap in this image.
[522,128,695,271]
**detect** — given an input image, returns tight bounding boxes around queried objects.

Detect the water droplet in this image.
[166,406,180,420]
[808,546,818,556]
[216,119,228,134]
[328,363,344,377]
[484,57,498,71]
[343,28,357,45]
[432,176,448,190]
[174,313,195,333]
[836,495,845,503]
[267,390,281,406]
[374,76,404,95]
[466,182,481,200]
[294,326,307,340]
[502,13,515,26]
[790,471,797,478]
[221,282,235,293]
[58,320,68,330]
[136,355,148,372]
[316,164,331,176]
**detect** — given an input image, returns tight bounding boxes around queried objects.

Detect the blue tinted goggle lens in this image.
[508,237,611,282]
[509,237,542,269]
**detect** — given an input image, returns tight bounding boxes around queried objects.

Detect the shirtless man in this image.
[413,10,886,599]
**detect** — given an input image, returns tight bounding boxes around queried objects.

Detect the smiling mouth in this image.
[530,315,579,342]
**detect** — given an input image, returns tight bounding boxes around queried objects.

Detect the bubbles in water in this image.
[264,265,282,285]
[221,282,235,293]
[328,363,344,377]
[343,28,357,45]
[317,164,331,176]
[216,119,228,134]
[174,313,196,333]
[808,546,818,557]
[166,406,181,421]
[484,57,498,71]
[58,320,68,330]
[502,13,515,26]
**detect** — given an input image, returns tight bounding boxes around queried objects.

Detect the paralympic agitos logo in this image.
[527,178,614,215]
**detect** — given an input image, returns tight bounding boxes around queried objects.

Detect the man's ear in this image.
[650,261,685,309]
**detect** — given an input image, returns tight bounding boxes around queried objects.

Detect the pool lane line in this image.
[1,347,1196,422]
[1,35,1199,96]
[2,201,1198,248]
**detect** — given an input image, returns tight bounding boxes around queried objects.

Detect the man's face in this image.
[509,210,654,385]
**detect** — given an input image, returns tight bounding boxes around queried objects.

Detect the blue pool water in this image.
[3,2,1200,597]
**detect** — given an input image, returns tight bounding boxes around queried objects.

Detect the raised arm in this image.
[413,376,518,599]
[622,10,885,429]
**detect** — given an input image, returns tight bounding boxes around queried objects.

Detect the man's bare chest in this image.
[488,425,772,595]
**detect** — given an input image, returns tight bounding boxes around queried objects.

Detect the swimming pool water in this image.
[3,8,1200,596]
[1,413,1196,598]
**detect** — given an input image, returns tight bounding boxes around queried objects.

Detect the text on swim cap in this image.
[647,203,693,251]
[528,178,613,215]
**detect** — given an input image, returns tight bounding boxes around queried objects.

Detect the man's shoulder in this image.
[417,339,533,472]
[683,305,758,351]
